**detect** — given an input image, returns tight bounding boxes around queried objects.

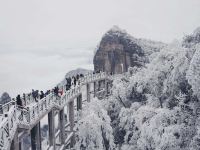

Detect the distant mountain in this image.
[93,25,166,74]
[58,68,92,87]
[0,92,11,104]
[183,27,200,47]
[65,68,92,78]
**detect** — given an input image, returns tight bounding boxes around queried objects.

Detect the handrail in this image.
[0,100,15,114]
[0,72,111,149]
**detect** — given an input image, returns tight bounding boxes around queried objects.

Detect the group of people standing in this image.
[16,89,51,107]
[65,74,84,91]
[15,73,85,108]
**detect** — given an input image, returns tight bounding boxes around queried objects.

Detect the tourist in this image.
[32,89,38,102]
[16,95,22,107]
[54,86,59,98]
[76,74,80,80]
[71,76,75,87]
[74,76,77,86]
[80,74,84,78]
[40,91,45,99]
[59,88,64,96]
[68,77,72,89]
[66,83,70,91]
[45,90,50,96]
[22,93,26,106]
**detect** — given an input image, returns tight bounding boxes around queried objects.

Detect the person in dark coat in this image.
[71,76,74,86]
[76,74,80,80]
[65,77,69,91]
[22,93,26,106]
[36,90,39,98]
[32,89,38,102]
[16,95,22,107]
[66,84,70,91]
[40,91,45,99]
[45,90,50,96]
[54,86,59,98]
[68,77,72,88]
[80,74,84,77]
[73,76,77,86]
[76,74,80,85]
[65,77,68,86]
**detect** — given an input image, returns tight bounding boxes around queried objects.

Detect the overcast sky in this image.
[0,0,200,97]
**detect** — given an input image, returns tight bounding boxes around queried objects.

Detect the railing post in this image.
[86,83,90,102]
[68,101,75,147]
[48,110,55,149]
[59,109,65,145]
[31,122,41,150]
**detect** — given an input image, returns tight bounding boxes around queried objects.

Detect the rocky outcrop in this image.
[93,26,165,74]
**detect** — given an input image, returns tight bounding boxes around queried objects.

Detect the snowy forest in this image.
[74,27,200,150]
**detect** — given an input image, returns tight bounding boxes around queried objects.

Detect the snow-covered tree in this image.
[75,98,115,150]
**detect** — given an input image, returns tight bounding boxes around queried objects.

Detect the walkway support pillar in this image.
[69,101,75,148]
[48,110,55,150]
[79,94,82,110]
[103,79,106,88]
[94,82,96,98]
[77,94,82,111]
[98,80,101,91]
[31,122,41,150]
[86,83,90,102]
[59,109,65,145]
[105,80,109,96]
[10,130,20,150]
[76,96,79,111]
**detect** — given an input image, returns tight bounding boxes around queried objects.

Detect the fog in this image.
[0,0,200,97]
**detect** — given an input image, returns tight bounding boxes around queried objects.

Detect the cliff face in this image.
[93,26,165,74]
